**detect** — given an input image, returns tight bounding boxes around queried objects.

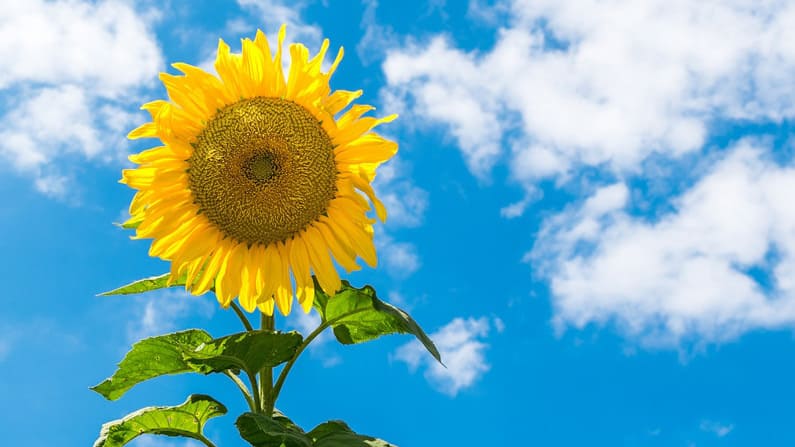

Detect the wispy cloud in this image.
[126,289,215,343]
[393,316,498,396]
[284,310,341,367]
[371,157,429,279]
[700,420,734,438]
[236,0,322,48]
[356,0,399,65]
[376,233,421,278]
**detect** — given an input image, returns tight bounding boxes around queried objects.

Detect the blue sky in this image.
[2,0,795,445]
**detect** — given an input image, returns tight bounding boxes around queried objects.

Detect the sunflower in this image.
[121,26,397,316]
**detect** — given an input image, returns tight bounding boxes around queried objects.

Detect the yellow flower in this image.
[121,26,397,316]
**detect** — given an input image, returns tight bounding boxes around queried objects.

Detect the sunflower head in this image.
[121,25,397,316]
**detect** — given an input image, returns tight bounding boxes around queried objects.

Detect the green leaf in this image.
[91,329,213,401]
[98,273,185,296]
[185,330,303,375]
[93,394,226,447]
[308,421,394,447]
[115,215,142,230]
[313,279,442,364]
[236,412,312,447]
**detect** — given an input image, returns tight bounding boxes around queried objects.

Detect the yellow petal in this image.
[274,241,294,316]
[289,237,315,312]
[323,89,362,115]
[216,242,244,307]
[302,226,341,294]
[343,172,388,222]
[315,221,361,272]
[195,241,231,296]
[327,204,377,268]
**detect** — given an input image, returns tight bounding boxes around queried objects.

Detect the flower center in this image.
[188,97,337,246]
[243,152,277,184]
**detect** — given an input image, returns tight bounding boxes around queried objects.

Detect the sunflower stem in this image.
[223,370,256,412]
[259,312,275,415]
[246,370,261,414]
[229,302,254,332]
[270,307,371,404]
[271,320,328,405]
[194,433,218,447]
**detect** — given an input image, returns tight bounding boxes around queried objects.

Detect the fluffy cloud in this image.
[0,0,162,197]
[236,0,321,47]
[0,1,161,94]
[530,141,795,347]
[382,0,795,185]
[393,316,495,396]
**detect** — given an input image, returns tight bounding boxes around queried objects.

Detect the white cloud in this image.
[466,0,511,24]
[357,0,399,65]
[1,86,98,166]
[393,316,494,396]
[700,420,734,438]
[500,187,542,219]
[284,309,341,366]
[374,157,429,228]
[381,0,795,204]
[0,0,161,95]
[236,0,321,47]
[126,289,215,342]
[492,317,506,333]
[0,0,162,197]
[377,234,421,278]
[371,157,429,278]
[530,141,795,348]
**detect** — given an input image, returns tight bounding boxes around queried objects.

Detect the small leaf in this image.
[313,279,441,364]
[91,329,213,400]
[93,394,226,447]
[115,215,142,230]
[98,273,184,296]
[236,412,312,447]
[308,421,395,447]
[185,330,303,375]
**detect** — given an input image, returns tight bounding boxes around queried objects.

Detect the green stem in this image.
[246,370,261,414]
[229,302,254,332]
[259,312,275,414]
[270,307,370,404]
[194,433,218,447]
[223,370,256,412]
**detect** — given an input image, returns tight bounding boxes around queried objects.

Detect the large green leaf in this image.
[236,412,312,447]
[93,394,226,447]
[185,330,303,375]
[313,279,442,364]
[308,421,394,447]
[92,329,213,400]
[237,414,395,447]
[98,273,185,296]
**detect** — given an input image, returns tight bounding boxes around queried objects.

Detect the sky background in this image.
[1,0,795,446]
